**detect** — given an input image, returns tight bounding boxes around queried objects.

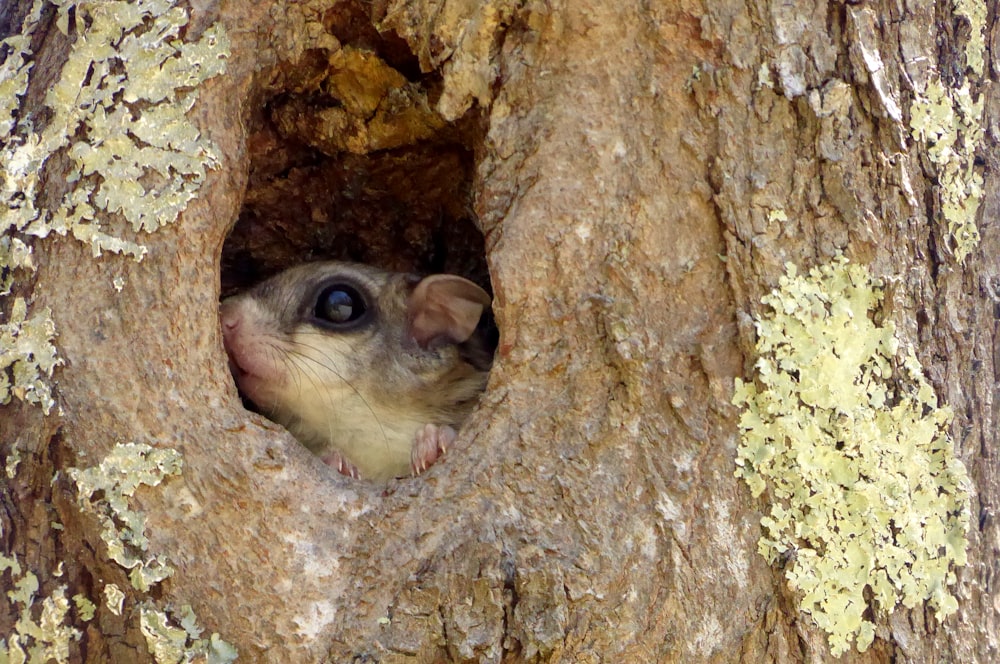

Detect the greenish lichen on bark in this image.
[909,78,984,263]
[0,297,61,415]
[1,0,230,261]
[72,594,96,622]
[65,444,240,661]
[734,257,971,656]
[0,554,90,663]
[67,443,183,592]
[103,584,125,617]
[954,0,987,76]
[139,605,238,664]
[907,0,986,263]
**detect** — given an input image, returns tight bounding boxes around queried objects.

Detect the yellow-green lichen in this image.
[909,78,984,263]
[72,594,96,622]
[1,0,229,260]
[139,606,238,664]
[954,0,986,76]
[1,554,82,663]
[1,297,62,415]
[0,237,34,295]
[68,442,183,591]
[0,0,44,138]
[908,1,985,267]
[734,257,971,656]
[103,583,125,616]
[5,447,22,478]
[0,0,45,296]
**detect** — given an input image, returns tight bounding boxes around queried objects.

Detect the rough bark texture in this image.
[1,0,997,663]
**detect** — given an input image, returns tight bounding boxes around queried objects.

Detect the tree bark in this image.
[1,0,997,662]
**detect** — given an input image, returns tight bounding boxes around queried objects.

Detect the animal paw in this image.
[411,424,457,476]
[322,450,361,479]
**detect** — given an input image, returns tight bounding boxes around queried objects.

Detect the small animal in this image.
[220,261,493,481]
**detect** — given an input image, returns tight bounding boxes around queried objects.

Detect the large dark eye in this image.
[315,284,367,324]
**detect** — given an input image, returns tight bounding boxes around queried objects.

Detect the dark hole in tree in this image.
[220,1,490,296]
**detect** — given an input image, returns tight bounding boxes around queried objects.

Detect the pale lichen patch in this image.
[104,583,125,616]
[139,606,238,664]
[909,78,984,263]
[734,257,971,656]
[0,297,62,415]
[5,446,22,478]
[67,442,183,591]
[954,0,986,75]
[2,0,229,260]
[140,608,188,664]
[0,237,34,295]
[909,0,986,266]
[767,209,788,223]
[0,0,45,137]
[72,594,96,622]
[1,554,82,663]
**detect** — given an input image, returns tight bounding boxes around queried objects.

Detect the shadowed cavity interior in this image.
[220,0,489,294]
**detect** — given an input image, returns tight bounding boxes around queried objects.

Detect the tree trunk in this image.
[2,0,997,662]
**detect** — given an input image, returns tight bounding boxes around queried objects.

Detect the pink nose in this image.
[220,301,242,336]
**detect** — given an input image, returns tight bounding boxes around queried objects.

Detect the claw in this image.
[410,423,458,476]
[323,450,362,479]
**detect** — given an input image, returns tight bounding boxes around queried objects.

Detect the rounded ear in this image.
[407,274,491,349]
